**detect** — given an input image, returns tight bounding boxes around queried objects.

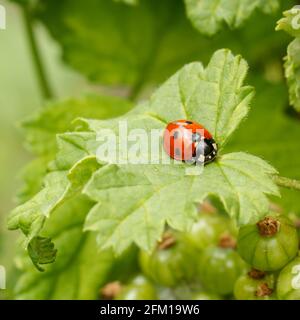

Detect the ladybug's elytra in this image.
[163,120,218,164]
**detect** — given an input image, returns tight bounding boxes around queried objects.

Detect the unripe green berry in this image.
[116,276,157,300]
[237,214,298,271]
[234,268,276,300]
[197,235,247,295]
[191,292,222,300]
[139,232,196,287]
[277,256,300,300]
[182,213,233,251]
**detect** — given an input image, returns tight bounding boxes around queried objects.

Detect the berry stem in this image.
[273,175,300,191]
[158,231,176,250]
[22,4,54,100]
[248,268,266,280]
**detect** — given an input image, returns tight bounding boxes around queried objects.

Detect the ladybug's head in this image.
[194,138,218,164]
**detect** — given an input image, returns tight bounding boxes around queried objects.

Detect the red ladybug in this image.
[163,120,218,164]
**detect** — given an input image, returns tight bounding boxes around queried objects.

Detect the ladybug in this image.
[163,120,218,164]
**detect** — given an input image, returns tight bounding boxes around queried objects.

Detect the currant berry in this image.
[182,213,233,251]
[234,268,276,300]
[277,257,300,300]
[197,235,247,295]
[288,213,300,238]
[115,276,157,300]
[139,232,196,287]
[237,214,298,271]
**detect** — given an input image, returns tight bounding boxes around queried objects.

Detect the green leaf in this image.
[16,157,50,204]
[27,237,57,272]
[31,0,291,93]
[8,157,100,243]
[285,39,300,112]
[35,0,206,87]
[60,50,277,252]
[277,7,300,38]
[83,153,278,253]
[8,171,70,240]
[14,197,115,299]
[135,49,254,146]
[16,94,132,210]
[22,95,133,156]
[10,93,132,268]
[277,8,300,111]
[114,0,138,5]
[9,50,279,259]
[226,75,300,215]
[184,0,279,36]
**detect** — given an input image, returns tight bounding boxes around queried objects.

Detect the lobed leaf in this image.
[9,49,279,261]
[22,95,133,156]
[184,0,279,36]
[14,197,115,299]
[10,95,131,268]
[277,7,300,111]
[226,76,300,215]
[83,152,278,253]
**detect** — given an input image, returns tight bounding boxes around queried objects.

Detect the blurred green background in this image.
[0,0,91,297]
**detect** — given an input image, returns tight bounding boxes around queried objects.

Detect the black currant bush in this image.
[1,0,300,300]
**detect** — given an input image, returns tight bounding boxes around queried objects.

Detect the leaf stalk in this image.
[22,4,53,100]
[273,175,300,191]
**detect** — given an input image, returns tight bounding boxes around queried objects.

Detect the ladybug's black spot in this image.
[192,133,201,142]
[175,148,181,156]
[173,131,180,139]
[185,121,193,124]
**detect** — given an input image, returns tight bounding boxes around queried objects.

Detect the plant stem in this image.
[22,5,53,100]
[273,175,300,191]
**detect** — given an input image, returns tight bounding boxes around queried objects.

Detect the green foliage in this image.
[8,95,132,268]
[83,153,278,253]
[277,7,300,111]
[35,0,208,87]
[6,0,300,301]
[21,95,133,156]
[17,157,49,204]
[14,197,115,299]
[277,7,300,38]
[27,236,57,271]
[30,0,290,91]
[8,50,280,266]
[114,0,138,5]
[185,0,279,36]
[226,76,300,214]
